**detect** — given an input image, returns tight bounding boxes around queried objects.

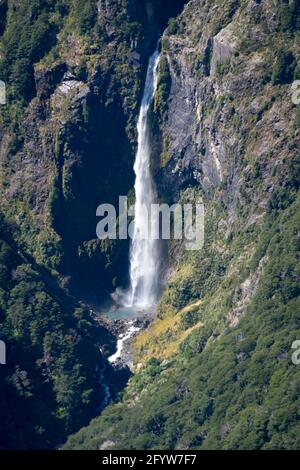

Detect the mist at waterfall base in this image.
[103,50,161,321]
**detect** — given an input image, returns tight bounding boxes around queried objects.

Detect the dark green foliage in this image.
[71,0,97,34]
[294,106,300,129]
[0,0,7,36]
[279,0,300,31]
[268,153,300,211]
[1,0,299,453]
[0,1,60,103]
[48,175,65,238]
[155,56,172,120]
[65,194,300,451]
[294,65,300,80]
[268,187,293,211]
[0,217,109,449]
[166,18,180,35]
[1,0,142,296]
[272,51,296,85]
[216,61,231,76]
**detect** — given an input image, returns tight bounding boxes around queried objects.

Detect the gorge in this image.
[0,0,300,452]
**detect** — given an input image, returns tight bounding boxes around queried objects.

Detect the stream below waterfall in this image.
[100,306,156,368]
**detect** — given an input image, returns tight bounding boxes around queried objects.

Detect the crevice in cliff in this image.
[0,0,7,37]
[141,0,190,49]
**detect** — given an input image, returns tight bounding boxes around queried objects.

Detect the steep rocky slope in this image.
[0,0,187,303]
[0,0,187,449]
[65,0,300,450]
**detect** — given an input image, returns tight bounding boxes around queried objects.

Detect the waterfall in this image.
[128,50,161,309]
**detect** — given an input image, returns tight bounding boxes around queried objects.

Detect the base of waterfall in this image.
[103,305,142,321]
[109,287,158,315]
[103,304,157,321]
[98,301,156,369]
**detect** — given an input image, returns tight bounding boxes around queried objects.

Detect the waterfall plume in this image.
[128,50,161,309]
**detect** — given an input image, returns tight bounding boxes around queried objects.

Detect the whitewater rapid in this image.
[108,322,141,364]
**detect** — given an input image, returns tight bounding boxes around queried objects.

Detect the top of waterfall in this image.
[141,50,161,109]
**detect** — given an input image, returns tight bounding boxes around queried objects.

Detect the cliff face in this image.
[152,0,300,307]
[0,0,187,305]
[157,0,299,198]
[0,0,189,450]
[1,1,137,304]
[65,1,300,450]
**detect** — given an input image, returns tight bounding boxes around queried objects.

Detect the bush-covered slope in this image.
[65,193,300,450]
[0,0,144,449]
[64,0,300,450]
[0,216,115,449]
[0,0,145,303]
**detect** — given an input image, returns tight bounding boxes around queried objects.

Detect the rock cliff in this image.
[65,0,300,450]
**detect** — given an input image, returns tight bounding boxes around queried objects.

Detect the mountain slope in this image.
[65,195,300,450]
[0,0,189,450]
[64,0,300,450]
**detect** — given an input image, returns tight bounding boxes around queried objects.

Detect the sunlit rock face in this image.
[154,0,299,212]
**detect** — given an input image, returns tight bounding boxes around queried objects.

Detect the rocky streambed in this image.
[96,307,156,370]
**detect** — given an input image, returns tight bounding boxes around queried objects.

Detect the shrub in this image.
[0,0,7,36]
[279,0,300,31]
[166,18,179,35]
[0,1,59,104]
[272,51,296,85]
[154,56,172,119]
[72,0,97,34]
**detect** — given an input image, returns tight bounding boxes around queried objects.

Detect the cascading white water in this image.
[128,50,161,308]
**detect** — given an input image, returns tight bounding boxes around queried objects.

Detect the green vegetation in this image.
[166,18,180,36]
[0,216,113,449]
[65,194,300,450]
[0,1,62,103]
[71,0,97,34]
[0,0,143,289]
[64,0,300,451]
[279,0,300,31]
[272,51,296,85]
[0,1,7,36]
[216,60,231,76]
[0,0,150,449]
[154,56,172,120]
[295,106,300,129]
